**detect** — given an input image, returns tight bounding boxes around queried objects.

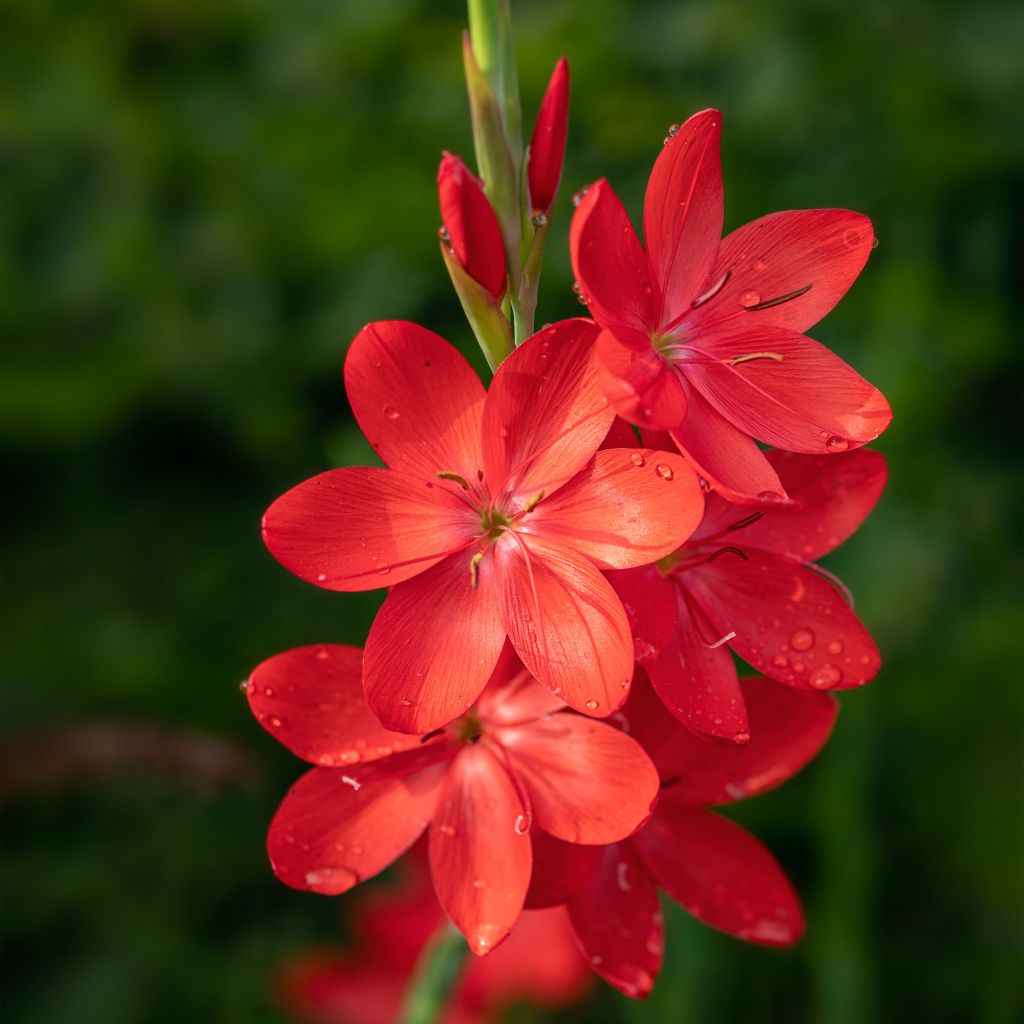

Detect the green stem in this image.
[398,923,469,1024]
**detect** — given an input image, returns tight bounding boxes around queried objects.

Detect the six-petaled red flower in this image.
[262,318,705,732]
[570,108,891,503]
[609,447,886,742]
[247,644,660,954]
[526,672,837,997]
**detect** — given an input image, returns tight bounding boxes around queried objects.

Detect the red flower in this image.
[528,57,570,215]
[570,109,891,503]
[438,152,507,300]
[247,644,660,955]
[277,848,592,1024]
[262,319,705,732]
[608,447,886,743]
[527,673,837,998]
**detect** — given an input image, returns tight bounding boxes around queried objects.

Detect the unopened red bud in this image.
[437,152,507,300]
[527,57,570,215]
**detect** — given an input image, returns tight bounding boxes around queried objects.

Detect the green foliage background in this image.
[2,0,1021,1021]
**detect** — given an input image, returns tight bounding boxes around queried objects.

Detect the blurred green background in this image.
[3,0,1021,1021]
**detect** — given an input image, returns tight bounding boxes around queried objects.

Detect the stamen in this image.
[707,545,749,564]
[706,630,737,649]
[742,282,813,311]
[805,561,855,608]
[729,351,784,367]
[437,471,470,490]
[521,491,545,513]
[420,728,446,743]
[728,511,766,531]
[469,551,484,589]
[690,269,731,309]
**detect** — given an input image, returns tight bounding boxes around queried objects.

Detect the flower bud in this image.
[437,151,507,300]
[527,58,570,215]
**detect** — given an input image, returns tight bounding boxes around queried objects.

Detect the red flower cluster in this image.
[250,34,890,1013]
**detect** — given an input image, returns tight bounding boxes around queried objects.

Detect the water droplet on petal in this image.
[513,814,529,835]
[399,697,412,707]
[585,699,600,712]
[438,823,456,837]
[734,730,751,744]
[740,290,761,308]
[655,463,674,480]
[375,563,392,576]
[304,866,358,894]
[629,451,646,467]
[341,775,361,790]
[270,716,282,728]
[472,877,488,889]
[826,435,849,451]
[383,405,400,421]
[617,861,632,892]
[238,679,250,694]
[810,664,843,689]
[871,236,880,249]
[772,654,789,668]
[789,628,815,652]
[499,425,510,439]
[827,640,844,655]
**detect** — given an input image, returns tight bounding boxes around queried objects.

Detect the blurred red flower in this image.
[570,109,891,503]
[277,848,591,1024]
[527,673,837,997]
[247,644,659,954]
[609,447,886,742]
[262,318,705,732]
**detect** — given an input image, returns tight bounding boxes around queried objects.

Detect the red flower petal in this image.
[529,448,703,569]
[686,550,880,691]
[565,843,663,998]
[670,385,788,503]
[656,676,837,804]
[632,800,804,945]
[524,831,602,908]
[643,109,724,328]
[570,179,657,335]
[474,646,567,727]
[482,319,613,503]
[685,323,892,453]
[268,758,447,896]
[262,467,475,592]
[344,320,486,491]
[606,565,679,664]
[438,152,507,300]
[495,533,633,716]
[364,550,506,733]
[429,745,532,955]
[248,645,424,766]
[692,448,887,562]
[595,328,687,430]
[600,416,641,449]
[496,713,659,844]
[689,209,875,334]
[527,58,570,215]
[645,595,750,744]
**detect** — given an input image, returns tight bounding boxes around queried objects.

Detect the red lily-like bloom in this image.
[527,57,570,216]
[262,318,704,732]
[527,673,837,998]
[277,848,591,1024]
[247,644,660,955]
[608,446,885,743]
[438,152,507,300]
[570,108,891,503]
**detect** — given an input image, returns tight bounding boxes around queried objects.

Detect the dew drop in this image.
[437,225,451,244]
[789,628,815,652]
[472,877,488,889]
[341,775,361,791]
[238,679,250,694]
[399,697,413,707]
[571,185,590,208]
[734,730,751,745]
[499,425,510,439]
[382,405,400,421]
[825,435,849,452]
[438,823,456,837]
[513,814,529,835]
[585,699,600,712]
[772,654,789,668]
[270,716,282,728]
[375,563,392,575]
[792,660,806,673]
[654,463,674,480]
[316,572,327,582]
[810,664,842,690]
[617,861,632,892]
[629,451,646,467]
[871,236,880,249]
[304,866,358,894]
[263,687,274,697]
[827,640,844,655]
[740,290,761,308]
